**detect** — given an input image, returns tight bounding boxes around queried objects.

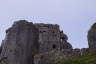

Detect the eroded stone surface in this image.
[60,31,72,49]
[1,20,91,64]
[34,24,72,53]
[88,23,96,51]
[34,48,89,64]
[0,20,39,64]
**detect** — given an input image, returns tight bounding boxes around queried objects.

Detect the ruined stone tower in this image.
[34,24,61,53]
[0,20,39,64]
[34,23,72,53]
[0,20,73,64]
[88,23,96,51]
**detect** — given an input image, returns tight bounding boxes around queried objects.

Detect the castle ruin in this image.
[34,23,72,53]
[0,20,96,64]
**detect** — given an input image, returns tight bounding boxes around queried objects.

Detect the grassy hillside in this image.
[57,51,96,64]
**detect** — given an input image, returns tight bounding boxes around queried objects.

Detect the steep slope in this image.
[57,51,96,64]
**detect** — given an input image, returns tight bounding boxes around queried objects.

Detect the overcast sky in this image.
[0,0,96,48]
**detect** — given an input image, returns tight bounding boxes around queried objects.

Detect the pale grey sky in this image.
[0,0,96,48]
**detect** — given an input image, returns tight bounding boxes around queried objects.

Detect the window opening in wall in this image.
[43,31,46,32]
[40,56,44,59]
[52,44,56,49]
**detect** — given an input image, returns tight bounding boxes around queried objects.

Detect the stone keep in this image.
[34,24,61,53]
[34,24,72,53]
[88,23,96,51]
[0,20,39,64]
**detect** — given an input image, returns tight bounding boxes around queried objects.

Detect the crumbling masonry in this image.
[0,20,96,64]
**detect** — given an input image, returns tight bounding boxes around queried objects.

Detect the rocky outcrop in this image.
[0,20,39,64]
[88,23,96,51]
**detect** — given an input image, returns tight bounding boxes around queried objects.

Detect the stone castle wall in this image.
[0,20,96,64]
[34,48,89,64]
